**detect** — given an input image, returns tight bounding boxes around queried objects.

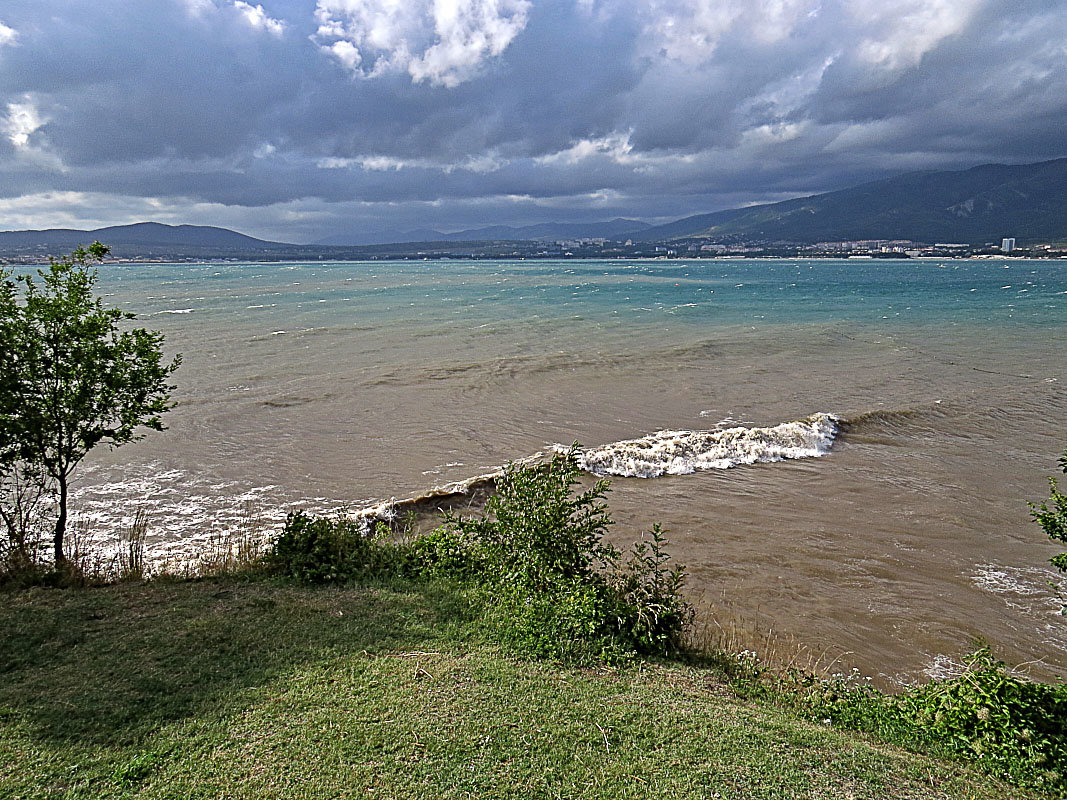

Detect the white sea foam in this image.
[576,413,839,478]
[971,563,1067,653]
[68,464,348,570]
[972,564,1043,597]
[922,653,966,681]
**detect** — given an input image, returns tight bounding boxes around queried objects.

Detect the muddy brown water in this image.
[68,259,1066,685]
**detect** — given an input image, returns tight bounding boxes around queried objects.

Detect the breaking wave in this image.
[67,414,843,564]
[574,413,839,478]
[347,414,842,526]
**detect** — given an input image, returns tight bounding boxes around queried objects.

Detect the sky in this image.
[1,0,1065,243]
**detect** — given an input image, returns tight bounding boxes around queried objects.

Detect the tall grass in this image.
[116,508,149,581]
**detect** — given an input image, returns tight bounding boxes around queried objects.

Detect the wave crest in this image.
[575,413,839,478]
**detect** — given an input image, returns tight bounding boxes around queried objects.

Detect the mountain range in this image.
[0,222,287,254]
[318,218,652,245]
[662,158,1067,245]
[2,158,1066,257]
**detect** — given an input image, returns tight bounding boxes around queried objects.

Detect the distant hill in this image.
[0,222,292,257]
[438,218,651,242]
[630,208,751,241]
[319,218,651,246]
[674,158,1067,245]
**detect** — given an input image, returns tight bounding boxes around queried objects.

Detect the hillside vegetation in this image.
[0,577,1044,800]
[679,158,1067,245]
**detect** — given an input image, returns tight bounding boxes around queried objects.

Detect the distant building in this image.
[1001,237,1016,252]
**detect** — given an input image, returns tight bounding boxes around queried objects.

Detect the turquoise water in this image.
[101,257,1067,332]
[74,258,1067,682]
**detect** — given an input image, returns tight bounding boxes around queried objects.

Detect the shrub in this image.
[739,647,1067,795]
[481,578,619,662]
[1030,448,1067,575]
[897,648,1067,792]
[266,449,692,662]
[448,447,692,661]
[608,524,694,654]
[404,526,484,579]
[266,511,379,583]
[458,448,617,591]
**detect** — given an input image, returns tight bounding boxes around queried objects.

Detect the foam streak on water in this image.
[576,413,839,478]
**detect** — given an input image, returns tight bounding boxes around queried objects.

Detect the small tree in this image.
[1031,448,1067,574]
[0,273,47,572]
[0,243,180,567]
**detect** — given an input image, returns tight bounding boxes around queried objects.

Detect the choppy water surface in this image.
[75,257,1067,683]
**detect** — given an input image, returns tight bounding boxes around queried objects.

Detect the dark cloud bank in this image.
[1,0,1065,243]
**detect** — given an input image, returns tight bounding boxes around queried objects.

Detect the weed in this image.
[116,508,149,582]
[608,523,694,655]
[266,509,380,582]
[895,648,1067,792]
[724,643,1067,795]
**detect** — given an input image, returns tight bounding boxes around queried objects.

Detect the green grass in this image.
[0,576,1044,799]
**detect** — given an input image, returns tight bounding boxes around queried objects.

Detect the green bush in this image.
[895,648,1067,792]
[609,524,694,654]
[266,511,378,583]
[458,449,617,591]
[267,449,692,662]
[1030,448,1067,574]
[449,448,692,661]
[265,449,691,661]
[404,525,484,580]
[744,647,1067,795]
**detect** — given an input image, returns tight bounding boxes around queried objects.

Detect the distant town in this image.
[419,234,1062,262]
[4,231,1065,265]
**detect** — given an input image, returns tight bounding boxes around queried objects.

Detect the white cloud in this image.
[328,39,362,69]
[3,97,66,170]
[180,0,218,17]
[313,0,530,86]
[0,21,17,47]
[847,0,982,71]
[739,120,808,148]
[536,133,634,165]
[642,0,815,64]
[457,153,506,173]
[0,192,97,230]
[4,100,46,148]
[178,0,285,36]
[316,151,508,172]
[638,0,979,72]
[233,1,285,36]
[317,154,414,169]
[535,132,698,173]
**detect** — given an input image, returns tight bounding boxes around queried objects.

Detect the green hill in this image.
[651,158,1067,245]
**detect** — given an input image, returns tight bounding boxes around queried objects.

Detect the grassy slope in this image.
[0,577,1040,800]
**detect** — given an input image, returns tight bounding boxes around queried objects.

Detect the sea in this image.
[71,256,1067,684]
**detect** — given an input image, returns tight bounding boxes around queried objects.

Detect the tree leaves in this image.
[0,243,180,563]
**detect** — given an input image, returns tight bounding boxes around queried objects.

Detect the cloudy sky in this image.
[1,0,1065,243]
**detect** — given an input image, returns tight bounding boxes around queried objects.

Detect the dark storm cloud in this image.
[0,0,1065,241]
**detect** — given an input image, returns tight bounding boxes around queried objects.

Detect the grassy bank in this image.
[0,576,1044,800]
